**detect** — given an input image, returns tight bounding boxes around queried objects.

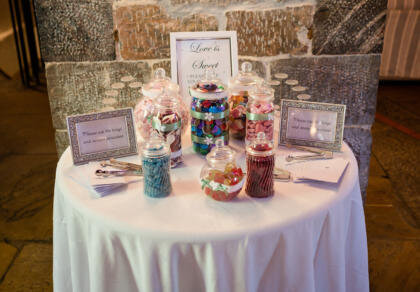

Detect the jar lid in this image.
[228,62,263,93]
[142,132,170,158]
[206,139,235,165]
[248,82,274,102]
[246,132,274,156]
[189,70,227,100]
[142,68,179,99]
[155,88,179,109]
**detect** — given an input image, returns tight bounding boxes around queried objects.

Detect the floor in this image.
[0,77,419,291]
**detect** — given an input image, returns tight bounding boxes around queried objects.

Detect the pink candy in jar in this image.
[134,68,189,144]
[245,83,275,145]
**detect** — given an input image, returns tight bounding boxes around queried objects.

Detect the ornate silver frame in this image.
[66,108,138,165]
[279,99,346,151]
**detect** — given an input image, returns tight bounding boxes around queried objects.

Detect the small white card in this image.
[170,31,238,103]
[66,108,138,165]
[286,158,349,183]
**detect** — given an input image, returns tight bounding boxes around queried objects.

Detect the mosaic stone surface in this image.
[270,54,381,126]
[226,6,313,56]
[344,126,373,201]
[46,61,151,129]
[34,0,115,61]
[312,0,387,54]
[114,4,218,59]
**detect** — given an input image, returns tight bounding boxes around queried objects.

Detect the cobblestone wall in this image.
[34,0,387,200]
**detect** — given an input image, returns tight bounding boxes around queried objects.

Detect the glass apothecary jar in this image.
[190,72,229,155]
[141,133,172,198]
[245,132,275,198]
[200,139,245,201]
[134,68,189,143]
[151,90,183,168]
[228,62,263,140]
[245,83,275,145]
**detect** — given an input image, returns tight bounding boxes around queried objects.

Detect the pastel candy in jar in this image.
[134,68,189,143]
[190,71,229,155]
[141,133,172,198]
[200,139,245,201]
[245,82,275,145]
[151,90,183,168]
[245,132,275,198]
[228,62,263,140]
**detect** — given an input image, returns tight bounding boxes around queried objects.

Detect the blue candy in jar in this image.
[141,133,172,198]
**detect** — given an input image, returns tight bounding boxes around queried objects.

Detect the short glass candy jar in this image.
[245,132,275,198]
[151,90,183,168]
[141,133,172,198]
[245,83,275,145]
[134,68,189,143]
[228,62,263,140]
[200,139,245,201]
[190,73,229,155]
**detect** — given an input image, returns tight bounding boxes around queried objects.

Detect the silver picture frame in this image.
[66,108,138,165]
[279,99,346,151]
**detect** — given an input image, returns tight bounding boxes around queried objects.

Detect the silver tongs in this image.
[285,143,333,162]
[96,158,143,177]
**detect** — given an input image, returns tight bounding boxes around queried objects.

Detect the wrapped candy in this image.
[200,139,245,201]
[245,83,275,145]
[151,90,183,168]
[134,68,189,143]
[228,62,263,140]
[245,132,275,198]
[141,133,172,198]
[190,72,229,155]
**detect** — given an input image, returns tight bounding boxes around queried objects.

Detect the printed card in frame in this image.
[66,108,138,165]
[170,31,238,102]
[279,99,346,151]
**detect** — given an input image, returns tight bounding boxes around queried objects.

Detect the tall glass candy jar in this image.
[228,62,263,140]
[245,83,275,146]
[245,132,275,198]
[190,75,229,155]
[151,90,183,168]
[200,139,245,201]
[141,133,172,198]
[134,68,189,143]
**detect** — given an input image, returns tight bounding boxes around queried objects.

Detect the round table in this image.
[53,142,369,292]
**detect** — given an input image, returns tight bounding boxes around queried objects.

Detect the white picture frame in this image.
[279,99,346,151]
[170,31,238,102]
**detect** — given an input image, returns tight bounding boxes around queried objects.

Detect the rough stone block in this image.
[114,4,218,59]
[34,0,115,61]
[0,244,52,291]
[0,242,17,279]
[55,129,69,158]
[226,6,313,56]
[270,54,381,126]
[312,0,387,54]
[46,61,151,129]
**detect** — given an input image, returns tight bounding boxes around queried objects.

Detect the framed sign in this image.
[66,108,138,165]
[279,100,346,151]
[170,31,238,102]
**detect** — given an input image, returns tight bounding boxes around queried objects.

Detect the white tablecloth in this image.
[53,142,369,292]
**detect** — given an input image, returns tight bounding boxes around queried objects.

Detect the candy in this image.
[201,165,245,201]
[190,95,229,155]
[142,154,172,198]
[229,94,248,139]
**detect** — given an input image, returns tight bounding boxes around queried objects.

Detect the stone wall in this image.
[34,0,387,200]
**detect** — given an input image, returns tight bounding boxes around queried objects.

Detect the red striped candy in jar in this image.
[245,132,275,198]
